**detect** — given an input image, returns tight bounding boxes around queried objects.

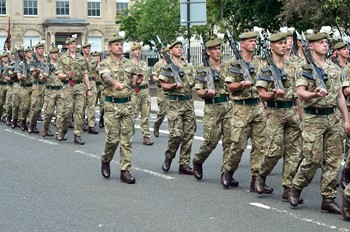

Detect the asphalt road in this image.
[0,115,349,232]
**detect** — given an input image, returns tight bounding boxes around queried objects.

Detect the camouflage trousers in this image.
[193,101,233,169]
[131,88,151,138]
[57,83,86,136]
[27,84,45,126]
[95,82,104,113]
[345,151,350,202]
[86,81,97,127]
[101,100,135,171]
[2,84,13,119]
[18,85,32,122]
[292,113,343,199]
[0,84,11,118]
[10,83,20,121]
[227,102,266,175]
[42,87,64,132]
[154,87,168,128]
[258,106,302,188]
[164,99,196,165]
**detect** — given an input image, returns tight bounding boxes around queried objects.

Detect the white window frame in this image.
[23,0,38,16]
[0,0,6,16]
[88,0,101,17]
[116,0,128,15]
[56,0,70,17]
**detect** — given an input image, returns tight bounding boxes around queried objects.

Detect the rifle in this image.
[226,29,255,84]
[292,31,299,56]
[257,31,286,91]
[156,35,184,85]
[295,31,328,90]
[13,49,20,71]
[22,51,28,77]
[194,35,220,90]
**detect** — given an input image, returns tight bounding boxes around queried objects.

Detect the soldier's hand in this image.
[241,80,253,88]
[87,90,93,98]
[5,76,11,81]
[274,89,285,99]
[344,121,350,134]
[315,87,327,97]
[207,89,216,98]
[66,71,74,79]
[175,82,184,89]
[135,73,143,84]
[114,81,124,90]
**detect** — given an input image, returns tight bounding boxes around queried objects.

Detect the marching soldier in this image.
[82,43,99,134]
[41,47,63,137]
[0,52,12,123]
[223,30,270,191]
[56,36,93,144]
[98,35,143,184]
[289,32,350,214]
[130,42,153,145]
[191,38,238,186]
[152,48,169,137]
[333,41,349,68]
[341,153,350,220]
[159,40,195,175]
[254,32,303,202]
[27,42,47,133]
[91,51,105,128]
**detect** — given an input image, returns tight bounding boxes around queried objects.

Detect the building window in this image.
[0,0,6,15]
[116,0,128,15]
[23,36,39,48]
[87,36,103,52]
[24,0,38,16]
[56,0,69,16]
[88,0,100,17]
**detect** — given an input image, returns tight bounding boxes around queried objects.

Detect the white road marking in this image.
[5,129,58,145]
[249,202,349,231]
[74,150,175,180]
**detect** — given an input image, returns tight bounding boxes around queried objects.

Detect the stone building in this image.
[0,0,130,52]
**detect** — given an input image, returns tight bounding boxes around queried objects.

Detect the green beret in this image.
[269,32,287,42]
[108,35,123,44]
[65,37,77,45]
[18,46,24,52]
[168,40,182,49]
[205,38,222,48]
[34,43,44,49]
[11,49,15,54]
[334,41,346,50]
[49,47,59,53]
[91,51,101,56]
[82,43,91,48]
[239,31,257,40]
[131,42,141,51]
[25,46,32,52]
[285,31,293,37]
[306,32,328,42]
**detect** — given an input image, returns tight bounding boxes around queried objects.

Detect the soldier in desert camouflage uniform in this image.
[191,38,238,187]
[254,33,303,203]
[289,32,350,215]
[152,48,169,137]
[159,40,195,175]
[98,35,143,184]
[223,30,270,192]
[130,42,153,146]
[56,36,93,145]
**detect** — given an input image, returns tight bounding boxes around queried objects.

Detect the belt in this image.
[62,80,82,84]
[46,86,62,90]
[234,98,260,105]
[96,81,103,86]
[266,101,295,108]
[0,82,13,86]
[105,96,131,104]
[21,83,33,87]
[304,107,335,116]
[168,94,192,101]
[204,96,229,104]
[133,85,148,90]
[32,81,45,85]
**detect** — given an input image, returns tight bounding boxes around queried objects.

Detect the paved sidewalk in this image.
[150,96,205,118]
